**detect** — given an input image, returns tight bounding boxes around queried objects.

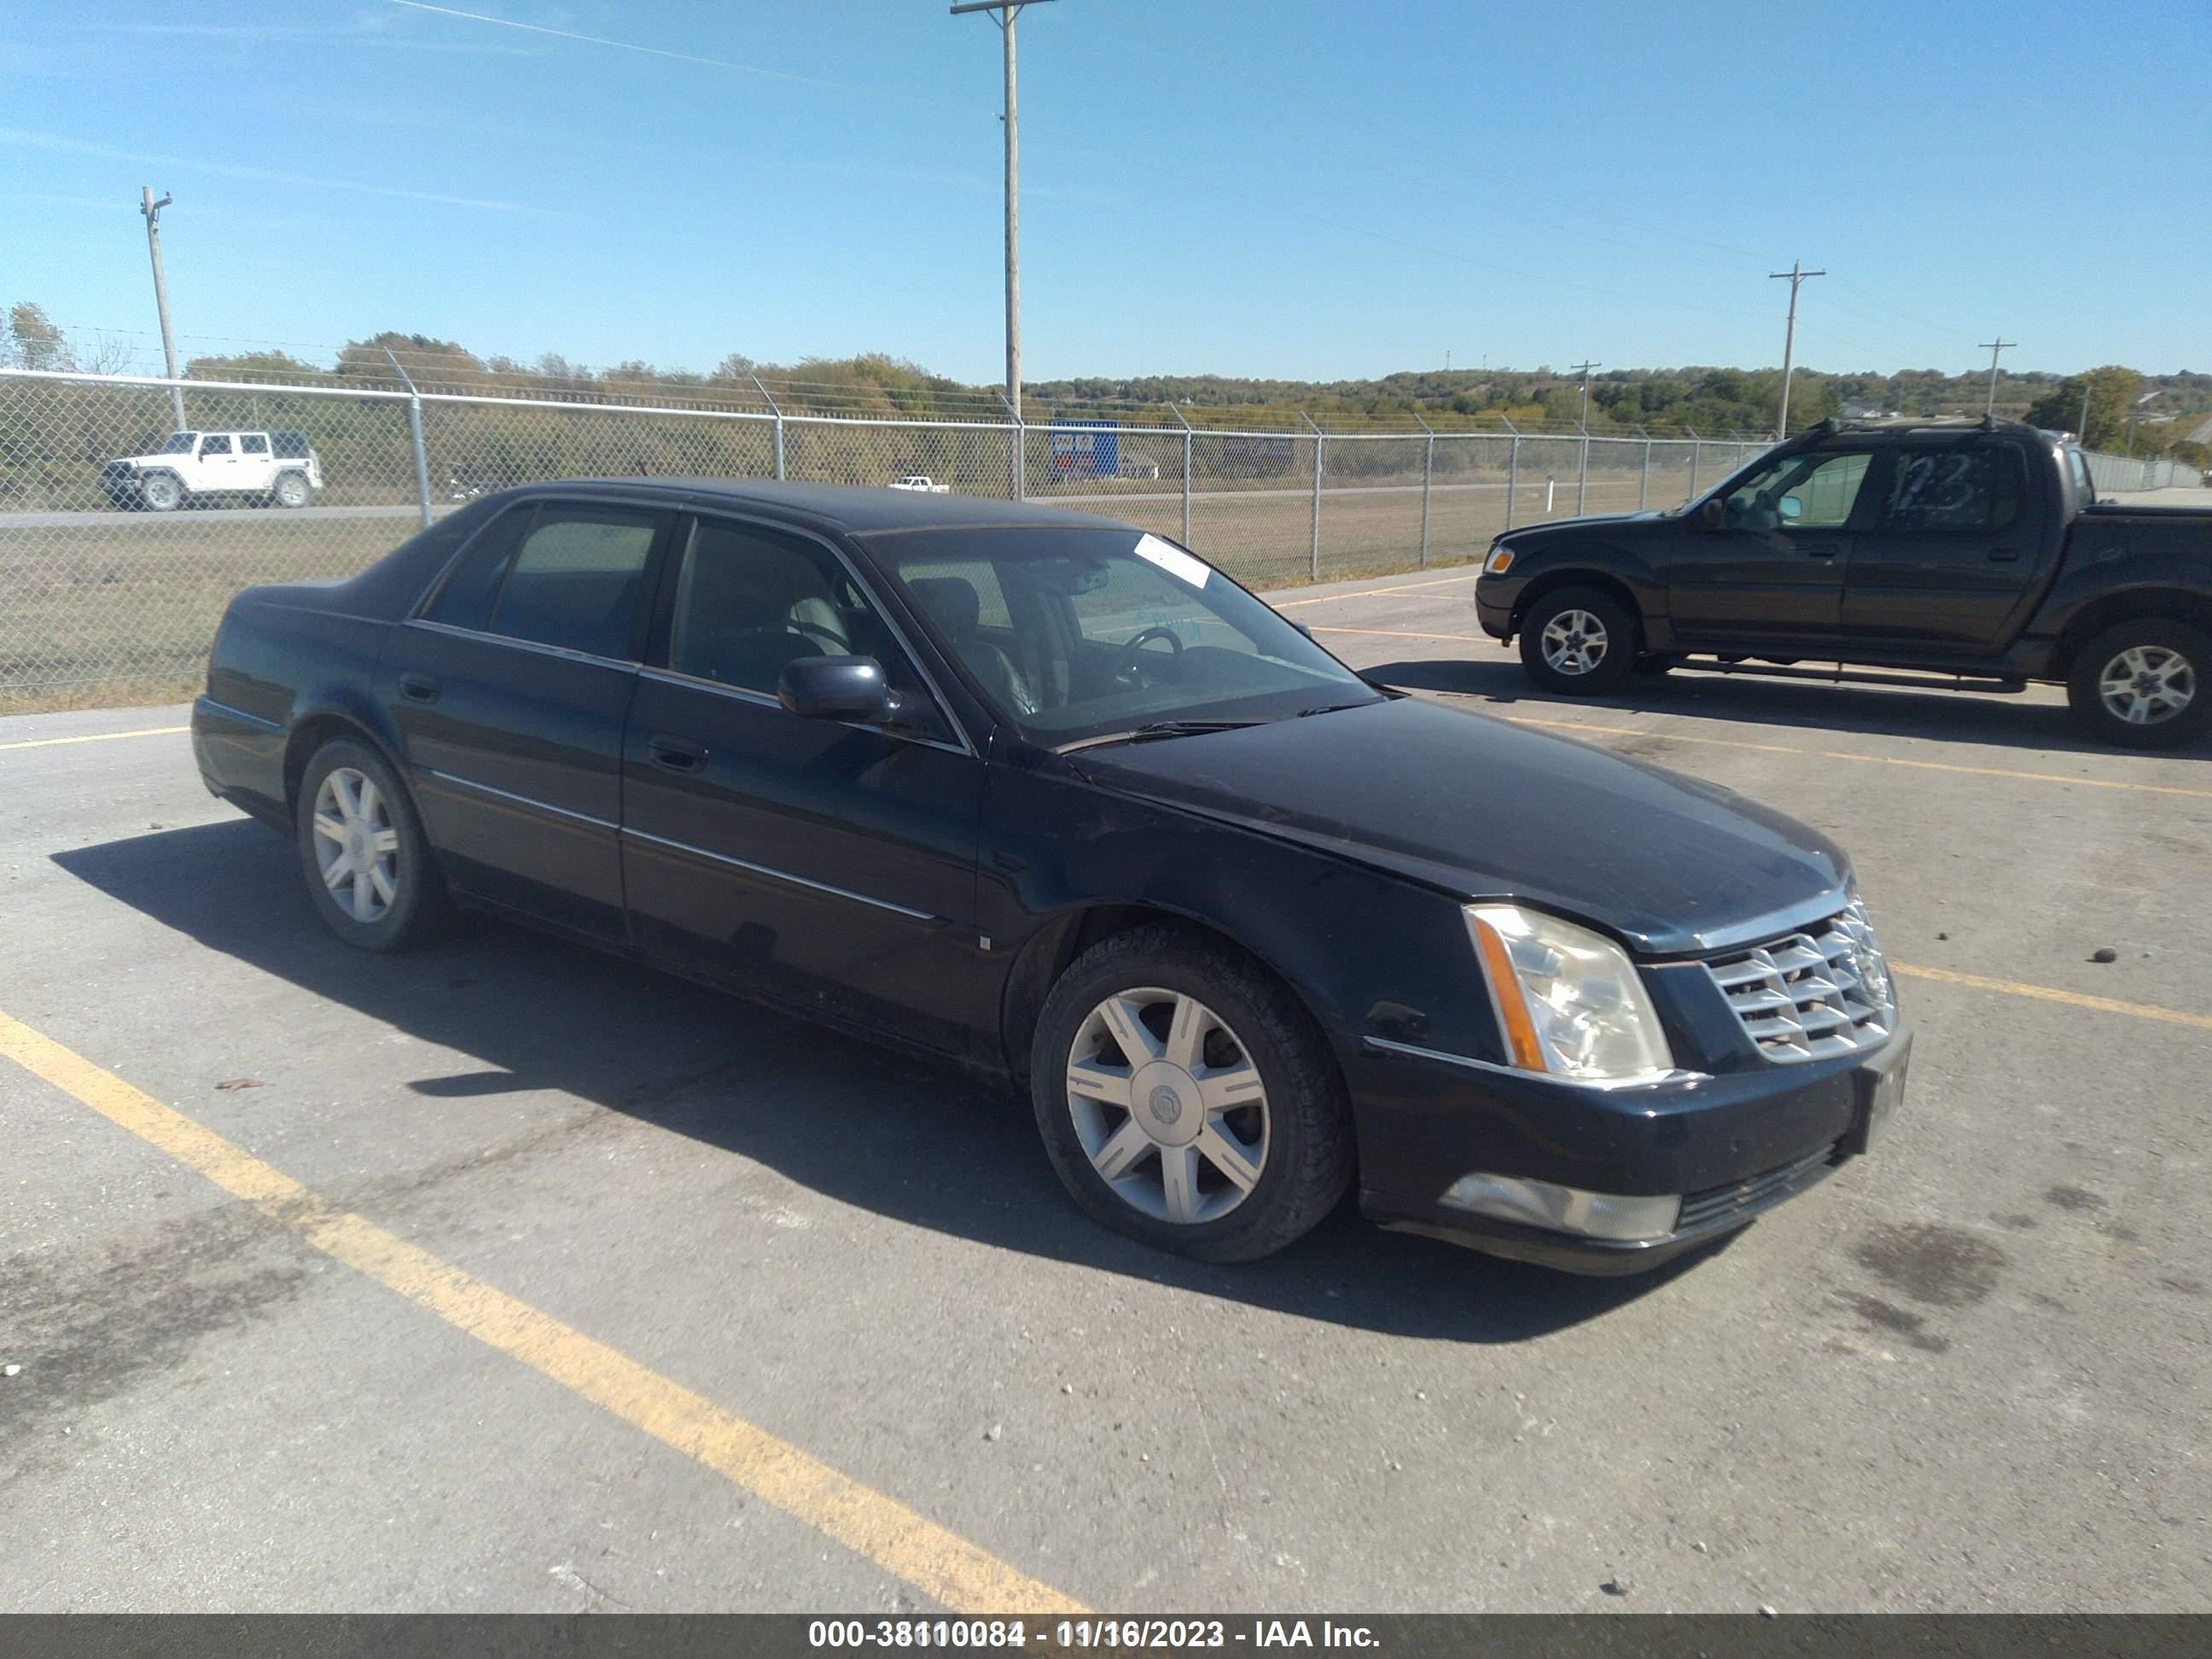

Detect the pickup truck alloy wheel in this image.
[1518,585,1639,694]
[140,472,182,512]
[2097,645,2193,726]
[1030,926,1353,1261]
[294,738,452,950]
[2068,620,2212,749]
[1541,609,1610,677]
[272,471,311,509]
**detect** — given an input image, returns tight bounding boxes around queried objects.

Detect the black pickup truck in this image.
[1474,417,2212,747]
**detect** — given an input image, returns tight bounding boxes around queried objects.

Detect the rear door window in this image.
[490,508,663,659]
[421,502,664,660]
[1876,446,2023,533]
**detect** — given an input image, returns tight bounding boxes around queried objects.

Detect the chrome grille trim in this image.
[1703,898,1895,1065]
[1676,1141,1842,1231]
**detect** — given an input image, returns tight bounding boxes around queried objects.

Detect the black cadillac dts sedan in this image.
[192,481,1910,1271]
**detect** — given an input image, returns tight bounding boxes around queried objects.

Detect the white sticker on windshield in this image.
[1132,533,1212,590]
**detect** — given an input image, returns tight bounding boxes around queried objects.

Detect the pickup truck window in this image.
[1876,446,2021,534]
[1723,451,1872,531]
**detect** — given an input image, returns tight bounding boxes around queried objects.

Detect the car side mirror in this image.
[1696,497,1726,530]
[1778,494,1803,522]
[777,655,915,728]
[1292,621,1314,639]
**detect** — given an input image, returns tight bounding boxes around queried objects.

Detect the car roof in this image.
[498,477,1139,537]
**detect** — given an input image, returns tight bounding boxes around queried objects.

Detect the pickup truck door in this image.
[1837,443,2039,649]
[1666,448,1875,638]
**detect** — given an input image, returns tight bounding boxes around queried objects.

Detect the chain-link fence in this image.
[0,364,2199,712]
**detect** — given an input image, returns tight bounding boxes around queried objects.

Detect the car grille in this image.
[1703,898,1895,1064]
[1676,1141,1842,1232]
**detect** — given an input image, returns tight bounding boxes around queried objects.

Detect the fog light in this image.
[1441,1173,1681,1242]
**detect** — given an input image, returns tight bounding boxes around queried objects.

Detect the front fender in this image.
[978,759,1502,1082]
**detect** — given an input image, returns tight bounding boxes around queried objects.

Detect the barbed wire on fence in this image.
[0,364,2197,713]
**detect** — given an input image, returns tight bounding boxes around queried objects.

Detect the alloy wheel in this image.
[1064,987,1270,1225]
[2098,644,2195,726]
[1540,608,1610,676]
[311,766,401,923]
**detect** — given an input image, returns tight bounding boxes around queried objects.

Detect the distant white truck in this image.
[100,429,324,511]
[887,474,951,493]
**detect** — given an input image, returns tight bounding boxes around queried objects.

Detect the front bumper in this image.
[1349,1023,1911,1274]
[1474,578,1520,641]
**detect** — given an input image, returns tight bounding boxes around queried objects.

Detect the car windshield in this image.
[159,432,197,453]
[866,526,1382,746]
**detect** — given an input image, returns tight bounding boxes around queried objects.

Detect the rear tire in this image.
[1029,925,1353,1262]
[2066,619,2209,749]
[294,737,452,951]
[271,471,311,509]
[1518,585,1639,694]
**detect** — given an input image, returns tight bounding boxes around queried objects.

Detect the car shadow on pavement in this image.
[1364,656,2212,762]
[54,820,1725,1347]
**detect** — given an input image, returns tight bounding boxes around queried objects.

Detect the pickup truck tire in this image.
[139,472,183,513]
[271,471,311,509]
[2068,619,2209,749]
[1518,586,1639,694]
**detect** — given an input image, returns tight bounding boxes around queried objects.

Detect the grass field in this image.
[0,475,1670,713]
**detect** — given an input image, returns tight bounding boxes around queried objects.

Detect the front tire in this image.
[140,472,183,512]
[1518,585,1639,694]
[1029,926,1353,1262]
[294,738,451,951]
[2066,619,2209,749]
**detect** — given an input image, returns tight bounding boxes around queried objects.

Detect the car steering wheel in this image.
[1114,626,1185,684]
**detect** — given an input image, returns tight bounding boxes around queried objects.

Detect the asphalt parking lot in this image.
[3,563,2209,1615]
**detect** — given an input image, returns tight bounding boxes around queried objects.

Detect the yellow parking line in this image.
[0,1008,1085,1616]
[1891,963,2212,1032]
[1273,573,1481,608]
[1311,624,1499,646]
[1497,714,2212,801]
[0,724,188,753]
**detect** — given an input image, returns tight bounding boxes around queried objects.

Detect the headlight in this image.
[1466,904,1675,1086]
[1482,544,1515,574]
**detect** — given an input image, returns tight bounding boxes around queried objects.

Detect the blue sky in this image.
[4,0,2207,384]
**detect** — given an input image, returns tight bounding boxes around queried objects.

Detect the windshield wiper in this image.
[1295,700,1376,718]
[1056,719,1272,754]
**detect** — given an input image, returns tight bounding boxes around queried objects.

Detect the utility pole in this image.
[2077,379,2093,445]
[1567,360,1600,515]
[1767,261,1825,439]
[952,0,1051,422]
[1978,338,2017,416]
[140,186,186,432]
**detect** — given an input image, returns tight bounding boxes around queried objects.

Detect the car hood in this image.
[108,455,178,468]
[1065,696,1850,955]
[1500,509,1672,542]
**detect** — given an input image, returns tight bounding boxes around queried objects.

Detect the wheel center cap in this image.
[1129,1060,1202,1147]
[347,826,369,863]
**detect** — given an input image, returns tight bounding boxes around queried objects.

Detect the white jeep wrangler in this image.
[100,429,325,511]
